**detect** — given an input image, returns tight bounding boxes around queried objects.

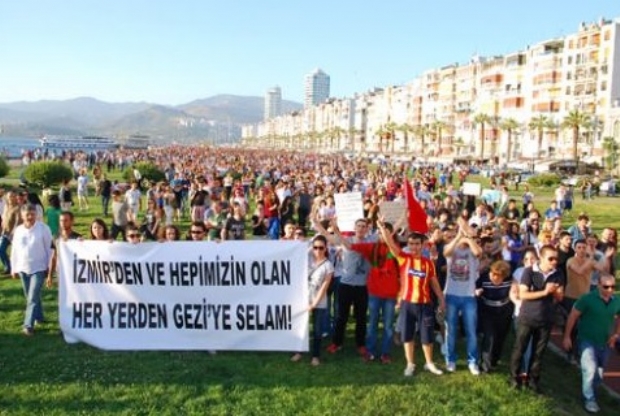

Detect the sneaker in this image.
[357,346,369,357]
[424,362,444,375]
[446,362,456,372]
[468,363,480,376]
[311,357,320,367]
[326,343,341,354]
[404,363,416,377]
[380,354,392,364]
[290,353,303,362]
[22,327,34,336]
[363,351,376,362]
[584,399,600,413]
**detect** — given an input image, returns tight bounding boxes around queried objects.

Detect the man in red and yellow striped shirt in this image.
[378,221,446,377]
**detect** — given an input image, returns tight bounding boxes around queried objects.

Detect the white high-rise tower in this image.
[304,68,330,108]
[264,86,282,120]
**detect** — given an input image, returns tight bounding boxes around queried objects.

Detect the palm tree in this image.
[472,113,492,160]
[561,109,591,161]
[528,115,551,161]
[413,125,431,158]
[332,126,346,151]
[397,123,413,153]
[346,127,360,151]
[375,125,387,153]
[384,121,398,153]
[431,120,448,156]
[602,136,619,172]
[499,118,520,163]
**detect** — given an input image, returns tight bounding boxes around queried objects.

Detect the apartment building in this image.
[243,17,620,165]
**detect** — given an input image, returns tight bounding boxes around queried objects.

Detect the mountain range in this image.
[0,95,302,143]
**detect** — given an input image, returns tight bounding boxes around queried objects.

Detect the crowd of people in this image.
[2,145,620,414]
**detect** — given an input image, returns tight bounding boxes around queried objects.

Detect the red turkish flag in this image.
[403,178,429,235]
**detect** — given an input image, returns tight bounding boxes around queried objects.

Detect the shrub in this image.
[23,161,73,188]
[123,161,165,184]
[0,157,10,179]
[526,173,562,188]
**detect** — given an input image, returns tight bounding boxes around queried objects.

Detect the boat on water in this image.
[116,134,151,149]
[39,135,119,151]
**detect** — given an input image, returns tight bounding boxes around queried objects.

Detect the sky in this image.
[1,1,619,105]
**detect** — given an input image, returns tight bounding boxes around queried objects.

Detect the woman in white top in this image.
[291,234,334,366]
[10,204,53,336]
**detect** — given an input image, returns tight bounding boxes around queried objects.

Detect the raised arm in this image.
[376,217,401,257]
[311,213,344,247]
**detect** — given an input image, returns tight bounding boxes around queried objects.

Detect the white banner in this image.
[334,191,363,231]
[58,240,309,351]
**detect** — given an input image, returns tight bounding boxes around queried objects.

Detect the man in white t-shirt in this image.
[124,181,142,223]
[443,229,483,375]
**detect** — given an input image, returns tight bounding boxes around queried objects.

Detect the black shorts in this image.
[399,302,435,344]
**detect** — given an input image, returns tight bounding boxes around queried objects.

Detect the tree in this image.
[602,136,619,172]
[397,123,413,153]
[500,118,520,163]
[561,109,591,161]
[431,120,448,156]
[472,113,492,160]
[413,125,431,158]
[528,114,552,161]
[123,161,165,184]
[384,121,398,153]
[375,125,387,153]
[23,161,73,188]
[347,127,361,151]
[0,157,9,179]
[332,126,346,151]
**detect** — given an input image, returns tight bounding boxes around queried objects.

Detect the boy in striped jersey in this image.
[378,219,446,377]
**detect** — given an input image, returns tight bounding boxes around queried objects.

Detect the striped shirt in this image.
[396,254,437,304]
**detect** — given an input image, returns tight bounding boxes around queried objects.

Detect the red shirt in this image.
[350,242,400,299]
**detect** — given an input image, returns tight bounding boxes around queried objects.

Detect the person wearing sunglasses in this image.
[187,222,207,241]
[562,273,620,414]
[291,235,333,366]
[125,224,143,244]
[509,245,564,393]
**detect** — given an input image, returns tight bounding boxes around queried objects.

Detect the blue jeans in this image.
[0,235,11,273]
[445,294,478,365]
[20,271,46,329]
[366,295,396,356]
[311,308,327,358]
[101,195,110,216]
[579,340,610,402]
[321,276,340,336]
[513,319,532,374]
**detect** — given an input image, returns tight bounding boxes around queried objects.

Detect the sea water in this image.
[0,136,40,158]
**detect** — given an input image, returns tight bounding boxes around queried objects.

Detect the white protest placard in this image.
[58,240,308,351]
[463,182,481,196]
[334,191,363,232]
[378,200,406,226]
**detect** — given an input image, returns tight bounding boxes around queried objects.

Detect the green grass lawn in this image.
[0,165,619,415]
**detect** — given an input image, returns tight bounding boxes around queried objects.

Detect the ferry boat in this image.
[116,134,151,149]
[39,135,119,151]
